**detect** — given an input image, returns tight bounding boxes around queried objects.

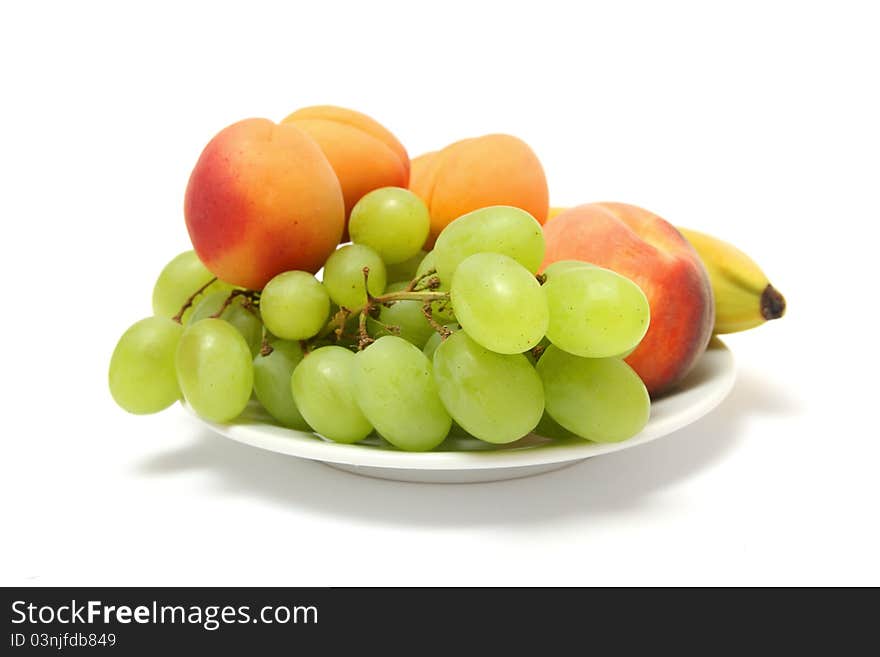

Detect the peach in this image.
[541,202,714,396]
[184,118,344,290]
[409,134,549,247]
[282,105,410,237]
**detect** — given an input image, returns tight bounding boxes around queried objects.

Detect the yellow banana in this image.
[678,227,786,334]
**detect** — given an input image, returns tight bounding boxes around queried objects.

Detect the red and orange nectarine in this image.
[184,118,345,290]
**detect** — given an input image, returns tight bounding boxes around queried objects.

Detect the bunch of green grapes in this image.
[109,190,653,451]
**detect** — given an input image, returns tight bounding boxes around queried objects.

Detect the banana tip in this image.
[761,284,786,320]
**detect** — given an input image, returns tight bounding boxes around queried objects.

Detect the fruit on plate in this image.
[282,105,409,236]
[111,180,656,449]
[409,134,549,247]
[542,202,714,396]
[184,118,345,289]
[110,107,785,454]
[678,227,786,334]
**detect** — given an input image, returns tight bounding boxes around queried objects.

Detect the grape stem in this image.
[376,290,448,303]
[352,266,451,349]
[209,289,259,319]
[171,277,218,323]
[309,268,451,350]
[421,302,452,339]
[259,331,274,357]
[406,268,438,292]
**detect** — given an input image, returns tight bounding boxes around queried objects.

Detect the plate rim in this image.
[186,341,736,471]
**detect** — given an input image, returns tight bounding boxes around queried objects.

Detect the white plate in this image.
[188,341,735,483]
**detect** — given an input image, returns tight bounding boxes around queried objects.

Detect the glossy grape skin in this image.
[432,331,544,444]
[542,259,595,279]
[187,290,263,357]
[542,265,650,358]
[176,319,254,423]
[451,253,548,354]
[434,206,545,282]
[108,316,183,414]
[536,345,649,443]
[252,340,309,430]
[322,244,387,310]
[260,271,330,340]
[376,282,434,348]
[349,187,430,264]
[353,336,451,451]
[152,250,232,323]
[291,346,372,444]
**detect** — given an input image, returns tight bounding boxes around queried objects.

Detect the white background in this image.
[2,1,878,586]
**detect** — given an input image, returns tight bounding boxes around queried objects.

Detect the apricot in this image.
[282,105,410,237]
[409,134,549,247]
[184,118,344,290]
[542,203,714,397]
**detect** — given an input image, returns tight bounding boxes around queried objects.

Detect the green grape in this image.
[176,318,254,423]
[188,290,263,357]
[536,345,649,443]
[434,206,545,281]
[385,250,426,284]
[253,340,309,430]
[451,253,548,354]
[613,345,638,359]
[349,187,430,264]
[322,244,387,310]
[353,336,451,451]
[415,250,438,279]
[152,250,232,323]
[542,265,650,358]
[414,251,455,322]
[291,346,372,443]
[534,411,580,442]
[375,282,434,348]
[542,259,595,279]
[260,271,330,340]
[432,331,544,444]
[422,324,460,360]
[109,316,183,414]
